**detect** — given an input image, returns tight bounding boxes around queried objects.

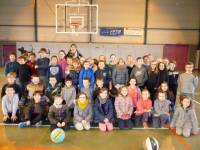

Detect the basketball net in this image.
[70,22,81,36]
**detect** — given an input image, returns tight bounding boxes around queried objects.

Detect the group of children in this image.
[2,43,199,137]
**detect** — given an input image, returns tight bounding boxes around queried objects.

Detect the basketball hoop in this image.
[70,22,81,33]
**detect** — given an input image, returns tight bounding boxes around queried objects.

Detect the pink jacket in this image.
[115,95,133,120]
[128,86,141,108]
[135,99,152,115]
[58,59,68,77]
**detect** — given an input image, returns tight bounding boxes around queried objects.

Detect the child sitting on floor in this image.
[48,94,69,131]
[18,91,47,128]
[153,90,171,128]
[170,96,199,137]
[74,92,93,131]
[2,85,19,124]
[95,88,114,132]
[135,89,152,128]
[115,86,133,129]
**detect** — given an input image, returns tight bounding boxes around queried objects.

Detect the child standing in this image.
[112,58,129,89]
[95,60,112,89]
[69,58,81,91]
[170,96,199,137]
[115,86,133,129]
[4,53,20,77]
[79,60,95,90]
[2,85,19,123]
[178,62,198,100]
[157,62,169,86]
[146,60,159,100]
[108,54,117,72]
[26,52,38,76]
[35,48,50,85]
[126,55,134,76]
[153,91,171,128]
[57,50,68,80]
[74,92,93,131]
[47,56,62,84]
[18,55,32,93]
[168,60,179,98]
[128,77,141,110]
[95,88,114,132]
[135,89,152,128]
[48,94,69,131]
[130,57,148,89]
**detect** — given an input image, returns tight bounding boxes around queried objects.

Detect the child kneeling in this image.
[74,92,93,131]
[48,94,69,131]
[170,96,199,137]
[135,89,152,128]
[153,91,171,128]
[115,86,133,129]
[95,88,114,132]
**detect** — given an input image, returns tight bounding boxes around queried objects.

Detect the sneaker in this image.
[143,122,149,129]
[35,121,42,127]
[18,122,28,128]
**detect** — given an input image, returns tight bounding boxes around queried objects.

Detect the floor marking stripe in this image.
[0,123,199,130]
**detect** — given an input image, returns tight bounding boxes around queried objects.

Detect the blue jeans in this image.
[135,112,151,126]
[153,114,170,128]
[118,118,133,129]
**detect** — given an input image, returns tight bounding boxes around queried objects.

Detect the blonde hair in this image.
[7,72,16,78]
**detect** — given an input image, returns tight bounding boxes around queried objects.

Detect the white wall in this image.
[16,42,163,60]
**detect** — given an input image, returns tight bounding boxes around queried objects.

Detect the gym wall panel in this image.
[37,27,90,42]
[37,0,64,26]
[91,35,144,44]
[16,42,164,60]
[94,0,145,27]
[148,0,200,29]
[0,26,35,41]
[0,0,34,25]
[147,30,199,44]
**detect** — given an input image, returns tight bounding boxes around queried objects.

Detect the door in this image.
[163,44,189,71]
[3,45,16,65]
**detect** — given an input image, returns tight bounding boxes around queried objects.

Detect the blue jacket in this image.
[4,61,20,77]
[168,70,179,86]
[94,97,114,123]
[36,57,50,76]
[47,65,62,83]
[79,68,95,89]
[95,67,111,88]
[69,70,80,88]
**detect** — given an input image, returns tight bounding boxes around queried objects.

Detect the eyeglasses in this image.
[79,96,86,99]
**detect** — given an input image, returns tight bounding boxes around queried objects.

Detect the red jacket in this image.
[135,99,152,115]
[128,86,141,108]
[26,60,38,76]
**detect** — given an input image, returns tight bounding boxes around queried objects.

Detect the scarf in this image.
[98,96,108,105]
[77,99,89,110]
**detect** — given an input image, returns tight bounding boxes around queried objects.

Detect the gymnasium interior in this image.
[0,0,200,150]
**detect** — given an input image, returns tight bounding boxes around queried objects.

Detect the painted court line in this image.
[0,123,199,130]
[194,100,200,105]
